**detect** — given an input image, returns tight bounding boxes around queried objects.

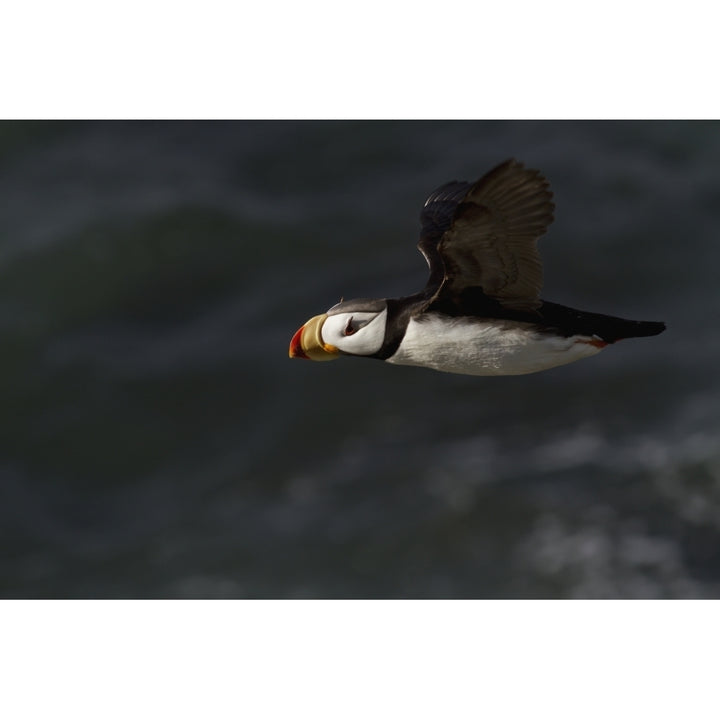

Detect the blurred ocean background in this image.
[0,120,718,598]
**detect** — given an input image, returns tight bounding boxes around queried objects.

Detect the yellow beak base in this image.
[289,313,340,361]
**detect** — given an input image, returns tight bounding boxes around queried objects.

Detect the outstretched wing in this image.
[418,159,555,313]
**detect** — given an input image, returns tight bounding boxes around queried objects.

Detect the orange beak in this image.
[288,314,340,361]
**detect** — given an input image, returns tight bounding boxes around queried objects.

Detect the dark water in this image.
[1,120,718,598]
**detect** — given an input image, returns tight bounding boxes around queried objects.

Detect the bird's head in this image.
[289,298,388,361]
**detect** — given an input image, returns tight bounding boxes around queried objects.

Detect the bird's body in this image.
[289,159,665,376]
[385,314,603,376]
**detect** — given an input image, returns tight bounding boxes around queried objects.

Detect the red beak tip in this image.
[289,326,309,359]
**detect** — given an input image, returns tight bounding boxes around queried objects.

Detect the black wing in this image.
[418,159,555,313]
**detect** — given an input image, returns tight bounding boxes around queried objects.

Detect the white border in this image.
[1,601,716,719]
[1,2,717,118]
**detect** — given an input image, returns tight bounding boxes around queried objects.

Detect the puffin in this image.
[289,159,665,376]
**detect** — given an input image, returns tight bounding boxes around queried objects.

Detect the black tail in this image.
[602,319,666,343]
[539,301,666,344]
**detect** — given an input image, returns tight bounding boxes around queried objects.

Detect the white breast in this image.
[386,315,604,376]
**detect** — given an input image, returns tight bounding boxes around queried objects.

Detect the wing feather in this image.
[418,159,555,313]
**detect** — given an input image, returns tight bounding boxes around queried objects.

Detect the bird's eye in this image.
[343,317,356,336]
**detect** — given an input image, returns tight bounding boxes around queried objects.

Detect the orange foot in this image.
[576,337,608,349]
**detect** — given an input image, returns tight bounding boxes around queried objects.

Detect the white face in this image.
[321,309,388,356]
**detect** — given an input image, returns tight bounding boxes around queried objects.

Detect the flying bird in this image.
[289,159,665,376]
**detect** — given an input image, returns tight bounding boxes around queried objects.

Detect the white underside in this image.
[386,315,604,376]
